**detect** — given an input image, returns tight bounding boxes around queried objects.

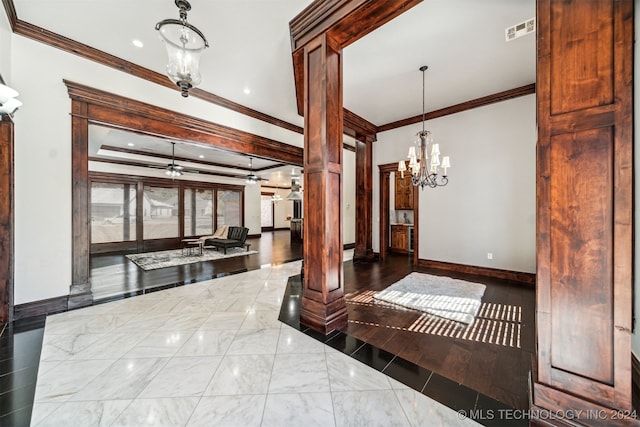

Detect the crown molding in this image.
[377,83,536,133]
[2,0,304,135]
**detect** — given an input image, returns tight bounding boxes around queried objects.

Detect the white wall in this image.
[343,149,356,245]
[374,94,536,273]
[8,33,302,304]
[0,8,10,83]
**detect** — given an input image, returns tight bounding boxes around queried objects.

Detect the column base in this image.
[300,295,347,335]
[68,282,93,310]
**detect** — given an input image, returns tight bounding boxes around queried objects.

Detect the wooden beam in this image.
[377,83,536,133]
[344,108,378,139]
[65,80,303,166]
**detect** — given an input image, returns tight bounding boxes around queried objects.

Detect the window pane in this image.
[261,195,273,227]
[217,190,241,227]
[91,182,136,243]
[184,188,213,236]
[143,186,179,239]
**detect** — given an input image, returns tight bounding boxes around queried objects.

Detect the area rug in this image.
[126,248,258,271]
[373,272,486,324]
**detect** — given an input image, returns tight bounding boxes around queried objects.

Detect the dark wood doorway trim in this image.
[66,82,304,309]
[0,116,14,323]
[378,162,419,264]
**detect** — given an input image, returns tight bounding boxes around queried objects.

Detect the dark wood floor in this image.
[90,230,303,301]
[342,255,535,410]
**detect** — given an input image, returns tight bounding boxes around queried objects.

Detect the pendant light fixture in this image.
[398,66,450,189]
[0,83,22,117]
[156,0,209,97]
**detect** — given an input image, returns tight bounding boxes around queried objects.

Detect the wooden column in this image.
[0,117,13,323]
[353,135,374,262]
[533,0,634,422]
[69,99,92,309]
[300,33,347,334]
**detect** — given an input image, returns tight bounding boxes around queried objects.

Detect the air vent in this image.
[505,18,535,42]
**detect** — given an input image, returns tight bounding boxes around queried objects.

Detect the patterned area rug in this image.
[373,272,486,324]
[126,248,258,271]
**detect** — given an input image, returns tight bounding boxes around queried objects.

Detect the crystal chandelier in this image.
[156,0,209,97]
[398,66,450,189]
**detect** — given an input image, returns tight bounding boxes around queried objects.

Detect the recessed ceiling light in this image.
[132,39,144,48]
[199,155,204,159]
[243,87,251,95]
[127,143,135,147]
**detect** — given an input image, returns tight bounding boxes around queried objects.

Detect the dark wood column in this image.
[533,0,633,422]
[0,117,14,323]
[290,0,422,335]
[300,33,347,334]
[353,135,374,262]
[69,99,92,309]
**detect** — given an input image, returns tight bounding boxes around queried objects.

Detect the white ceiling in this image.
[12,0,535,180]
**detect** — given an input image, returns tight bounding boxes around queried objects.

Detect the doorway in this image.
[379,162,419,264]
[261,192,274,231]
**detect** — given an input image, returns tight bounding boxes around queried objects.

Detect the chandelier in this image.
[398,66,450,189]
[156,0,209,98]
[0,83,22,117]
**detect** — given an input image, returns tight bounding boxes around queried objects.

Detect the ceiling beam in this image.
[88,157,249,180]
[65,80,304,166]
[377,83,536,133]
[343,109,378,140]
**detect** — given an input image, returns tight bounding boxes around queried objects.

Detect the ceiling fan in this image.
[145,142,200,177]
[236,157,269,184]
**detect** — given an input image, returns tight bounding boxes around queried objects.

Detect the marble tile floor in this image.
[29,258,480,427]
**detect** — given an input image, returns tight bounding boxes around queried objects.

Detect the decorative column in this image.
[353,135,374,262]
[69,99,92,310]
[0,117,14,323]
[300,33,347,334]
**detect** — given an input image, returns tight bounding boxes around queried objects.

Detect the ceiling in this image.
[11,0,536,181]
[89,125,301,186]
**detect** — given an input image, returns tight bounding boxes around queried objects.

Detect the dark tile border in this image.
[0,315,45,426]
[278,275,529,427]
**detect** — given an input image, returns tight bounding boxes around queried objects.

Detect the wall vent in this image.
[505,18,535,42]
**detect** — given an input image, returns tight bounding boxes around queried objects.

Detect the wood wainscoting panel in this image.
[535,0,634,420]
[549,127,613,385]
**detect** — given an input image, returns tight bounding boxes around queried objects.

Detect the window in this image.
[184,188,213,236]
[217,190,241,227]
[143,186,179,239]
[91,182,136,244]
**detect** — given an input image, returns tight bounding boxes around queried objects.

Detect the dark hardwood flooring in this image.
[90,230,302,301]
[342,254,535,411]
